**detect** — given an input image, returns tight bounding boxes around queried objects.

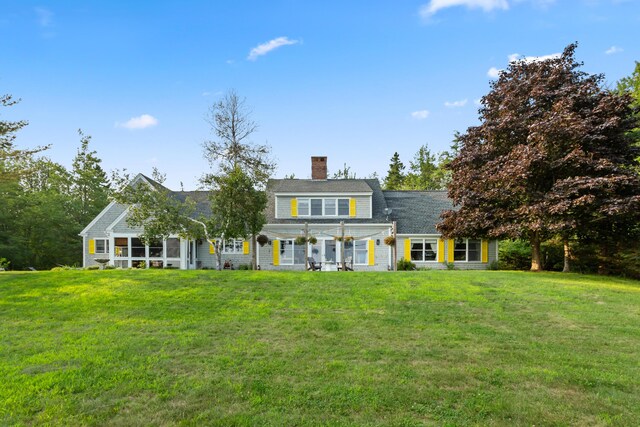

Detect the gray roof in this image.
[171,191,212,218]
[135,175,455,234]
[268,179,373,193]
[383,191,453,234]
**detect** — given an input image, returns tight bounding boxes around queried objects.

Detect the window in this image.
[149,240,163,257]
[410,239,437,262]
[166,238,180,258]
[131,238,146,257]
[343,239,369,265]
[298,199,309,216]
[337,199,350,216]
[468,239,481,261]
[354,240,368,265]
[278,239,305,265]
[324,199,336,216]
[296,198,352,217]
[115,237,128,257]
[95,239,109,254]
[222,239,244,254]
[454,238,481,262]
[310,199,323,216]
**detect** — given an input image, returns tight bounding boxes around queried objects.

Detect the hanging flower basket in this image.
[257,234,269,247]
[294,236,307,246]
[344,236,354,242]
[384,236,396,246]
[308,236,317,245]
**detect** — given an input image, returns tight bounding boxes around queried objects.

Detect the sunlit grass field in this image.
[1,270,639,426]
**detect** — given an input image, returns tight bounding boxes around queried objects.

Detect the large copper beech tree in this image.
[437,44,640,271]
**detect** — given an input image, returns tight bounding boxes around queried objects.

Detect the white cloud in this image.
[411,110,431,120]
[116,114,158,130]
[487,67,502,78]
[605,46,623,55]
[509,52,561,63]
[34,7,53,27]
[419,0,509,18]
[444,99,468,108]
[247,37,300,61]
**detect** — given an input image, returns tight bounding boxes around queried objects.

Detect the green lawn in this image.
[1,270,639,426]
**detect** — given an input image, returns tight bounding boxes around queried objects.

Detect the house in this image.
[80,156,498,270]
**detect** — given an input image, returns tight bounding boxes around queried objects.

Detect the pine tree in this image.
[383,152,405,189]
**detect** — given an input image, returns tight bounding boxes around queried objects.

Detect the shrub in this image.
[85,265,100,271]
[487,260,500,270]
[443,262,456,270]
[0,258,10,270]
[104,265,116,270]
[237,264,250,270]
[498,239,531,270]
[397,258,416,271]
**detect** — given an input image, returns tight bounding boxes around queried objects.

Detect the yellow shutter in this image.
[368,240,375,265]
[291,199,298,217]
[437,239,445,263]
[447,239,455,263]
[481,240,489,263]
[88,239,95,254]
[209,242,215,254]
[273,240,280,266]
[404,238,411,260]
[349,198,356,217]
[243,241,250,255]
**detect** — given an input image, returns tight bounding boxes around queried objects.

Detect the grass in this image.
[1,270,639,426]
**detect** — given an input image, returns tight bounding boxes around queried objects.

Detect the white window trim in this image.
[409,238,438,262]
[342,239,370,265]
[220,238,245,254]
[296,197,351,218]
[277,239,306,265]
[453,238,482,263]
[94,238,109,254]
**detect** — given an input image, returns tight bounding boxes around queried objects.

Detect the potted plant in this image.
[257,234,269,247]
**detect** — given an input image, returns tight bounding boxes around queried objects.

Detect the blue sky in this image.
[2,0,638,189]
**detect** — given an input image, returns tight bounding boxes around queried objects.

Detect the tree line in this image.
[0,118,110,269]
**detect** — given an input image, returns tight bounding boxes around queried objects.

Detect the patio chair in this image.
[337,256,353,271]
[307,257,322,271]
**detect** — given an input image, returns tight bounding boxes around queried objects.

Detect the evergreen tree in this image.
[383,152,405,189]
[70,130,110,225]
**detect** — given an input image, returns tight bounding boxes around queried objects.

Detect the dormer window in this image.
[296,197,352,217]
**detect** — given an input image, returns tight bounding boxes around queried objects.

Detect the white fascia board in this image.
[79,201,117,236]
[274,192,372,197]
[397,233,442,237]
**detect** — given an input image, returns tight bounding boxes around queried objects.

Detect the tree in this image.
[403,144,446,190]
[70,130,110,225]
[437,43,640,272]
[0,94,48,172]
[202,89,275,186]
[331,163,357,179]
[617,61,640,163]
[209,166,267,269]
[383,152,405,189]
[202,90,275,269]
